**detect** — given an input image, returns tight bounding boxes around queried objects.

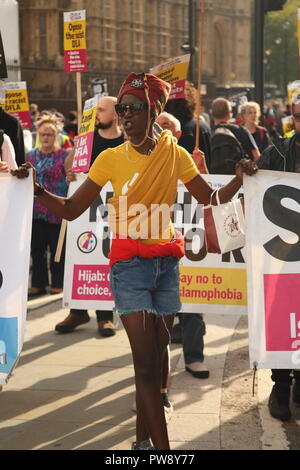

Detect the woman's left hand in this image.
[235,158,258,182]
[0,161,9,173]
[192,148,209,174]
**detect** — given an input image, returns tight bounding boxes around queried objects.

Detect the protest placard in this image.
[72,96,97,173]
[4,82,31,129]
[282,115,294,135]
[0,173,33,385]
[150,54,191,100]
[63,175,247,315]
[64,10,87,73]
[287,80,300,105]
[244,171,300,369]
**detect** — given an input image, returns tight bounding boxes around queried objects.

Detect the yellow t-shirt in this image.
[88,138,199,244]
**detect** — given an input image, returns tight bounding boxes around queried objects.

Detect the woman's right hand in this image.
[11,162,36,183]
[66,168,77,185]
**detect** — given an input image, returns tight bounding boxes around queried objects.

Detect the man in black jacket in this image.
[256,100,300,421]
[0,107,25,166]
[211,97,260,162]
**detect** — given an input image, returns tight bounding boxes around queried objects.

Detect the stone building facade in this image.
[18,0,253,111]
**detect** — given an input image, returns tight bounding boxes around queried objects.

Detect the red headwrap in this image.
[117,72,171,117]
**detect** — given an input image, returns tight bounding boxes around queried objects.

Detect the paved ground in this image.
[0,294,299,451]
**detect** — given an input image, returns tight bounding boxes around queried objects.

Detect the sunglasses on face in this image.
[115,102,147,117]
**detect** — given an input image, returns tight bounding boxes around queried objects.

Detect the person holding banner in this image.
[257,97,300,422]
[12,72,258,450]
[0,105,25,167]
[0,131,17,171]
[26,115,69,298]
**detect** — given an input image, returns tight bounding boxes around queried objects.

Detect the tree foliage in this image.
[264,0,299,97]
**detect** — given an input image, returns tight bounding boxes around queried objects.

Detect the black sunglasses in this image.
[115,102,147,117]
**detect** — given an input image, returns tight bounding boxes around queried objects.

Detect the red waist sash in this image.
[109,230,185,267]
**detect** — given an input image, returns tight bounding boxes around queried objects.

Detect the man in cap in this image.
[257,97,300,421]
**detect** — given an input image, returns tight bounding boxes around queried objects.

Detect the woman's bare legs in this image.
[121,311,175,450]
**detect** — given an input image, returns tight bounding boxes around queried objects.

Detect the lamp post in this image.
[254,0,287,122]
[254,0,265,122]
[181,0,197,83]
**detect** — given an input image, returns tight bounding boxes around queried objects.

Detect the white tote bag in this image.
[204,190,245,254]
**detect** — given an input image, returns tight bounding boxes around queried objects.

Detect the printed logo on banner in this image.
[77,232,97,254]
[264,273,300,351]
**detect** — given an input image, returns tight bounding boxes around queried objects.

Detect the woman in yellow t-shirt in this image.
[13,72,258,450]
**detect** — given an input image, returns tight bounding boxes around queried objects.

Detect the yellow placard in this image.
[78,106,96,135]
[150,55,190,83]
[154,61,190,85]
[179,267,247,306]
[64,20,86,51]
[5,88,29,113]
[287,81,300,105]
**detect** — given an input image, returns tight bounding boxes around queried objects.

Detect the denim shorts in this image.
[110,256,181,316]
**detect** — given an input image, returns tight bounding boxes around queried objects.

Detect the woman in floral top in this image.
[26,116,69,297]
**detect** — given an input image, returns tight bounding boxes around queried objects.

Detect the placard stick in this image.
[76,72,83,129]
[54,219,67,263]
[194,0,206,151]
[55,73,83,263]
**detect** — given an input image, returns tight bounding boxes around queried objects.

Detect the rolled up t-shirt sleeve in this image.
[88,148,114,187]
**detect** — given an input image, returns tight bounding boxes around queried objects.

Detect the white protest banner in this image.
[63,175,247,314]
[244,170,300,369]
[72,96,97,173]
[0,174,33,385]
[150,54,191,101]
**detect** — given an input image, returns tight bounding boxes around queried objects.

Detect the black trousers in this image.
[70,309,113,322]
[31,219,65,289]
[271,369,300,384]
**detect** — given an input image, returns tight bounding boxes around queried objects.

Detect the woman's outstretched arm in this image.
[12,162,102,221]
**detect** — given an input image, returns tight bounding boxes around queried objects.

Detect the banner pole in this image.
[194,0,205,151]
